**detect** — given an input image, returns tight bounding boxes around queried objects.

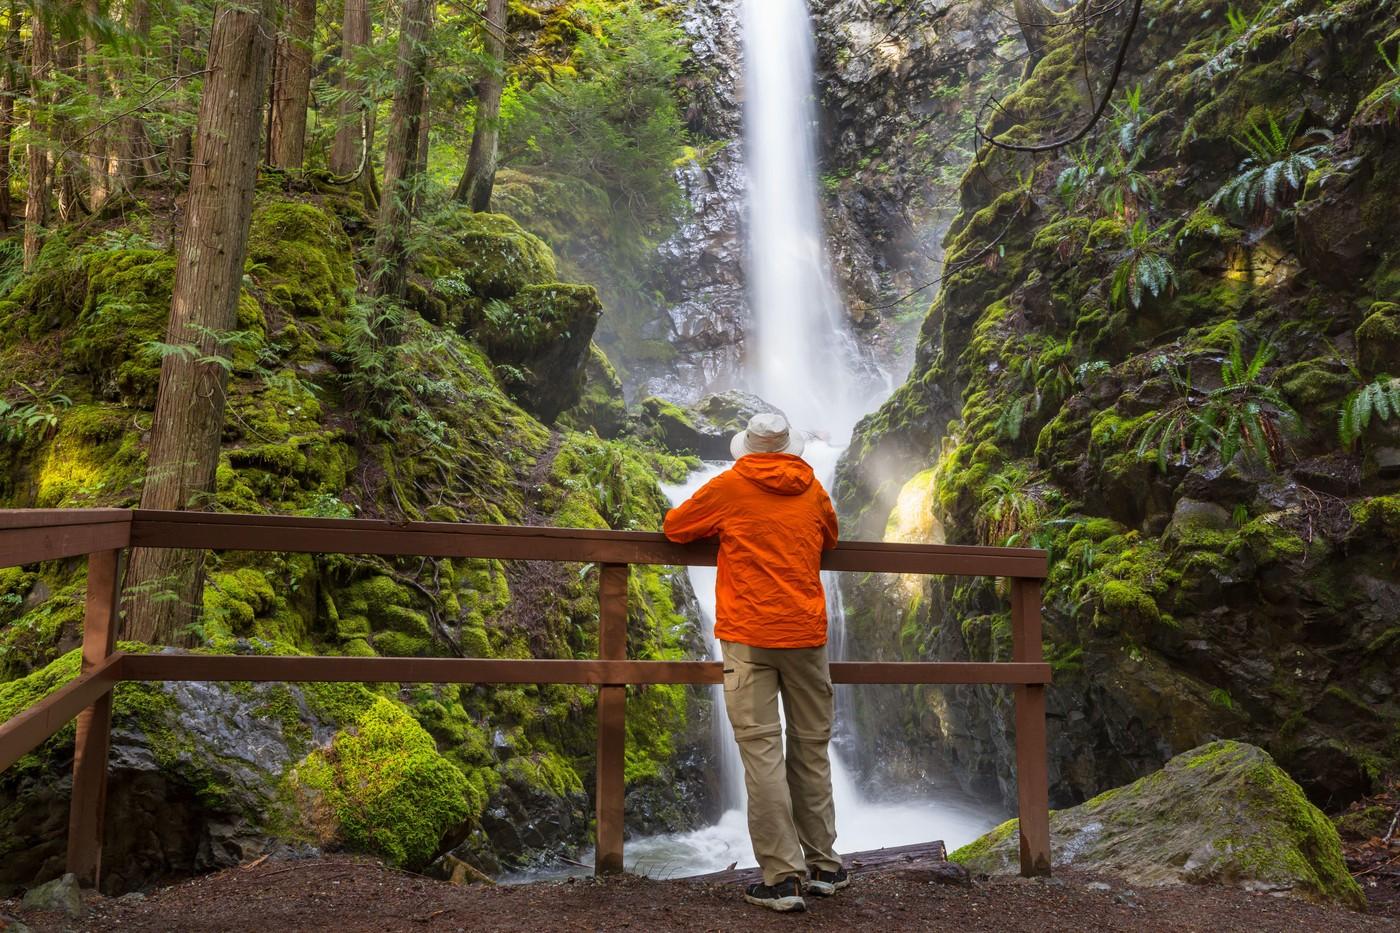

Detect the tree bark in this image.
[85,0,109,207]
[329,0,372,180]
[52,31,89,221]
[409,64,429,214]
[123,0,275,646]
[269,0,314,169]
[23,9,52,270]
[114,0,161,191]
[1013,0,1064,63]
[452,0,506,210]
[367,0,429,301]
[0,3,21,231]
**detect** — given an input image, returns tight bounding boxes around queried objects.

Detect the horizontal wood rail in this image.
[0,507,1052,888]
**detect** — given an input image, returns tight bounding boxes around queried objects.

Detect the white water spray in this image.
[555,0,1002,880]
[739,0,862,436]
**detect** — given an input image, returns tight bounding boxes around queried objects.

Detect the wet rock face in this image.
[0,680,316,896]
[951,741,1365,908]
[813,0,1019,321]
[639,147,751,405]
[833,0,1400,824]
[629,0,750,405]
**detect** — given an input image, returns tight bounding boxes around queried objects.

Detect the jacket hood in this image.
[733,453,815,496]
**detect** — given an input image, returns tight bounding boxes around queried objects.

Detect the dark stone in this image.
[1294,165,1377,290]
[1292,454,1361,496]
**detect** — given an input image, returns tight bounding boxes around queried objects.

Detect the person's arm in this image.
[818,488,839,551]
[663,476,726,542]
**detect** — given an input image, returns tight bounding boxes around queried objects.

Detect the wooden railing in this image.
[0,508,1052,886]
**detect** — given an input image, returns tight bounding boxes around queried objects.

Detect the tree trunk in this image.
[114,0,161,192]
[85,0,108,207]
[0,3,20,231]
[367,0,430,301]
[329,0,372,179]
[52,31,88,220]
[453,0,506,210]
[123,0,275,646]
[23,9,51,270]
[167,13,197,180]
[1013,0,1064,63]
[409,67,429,214]
[269,0,314,169]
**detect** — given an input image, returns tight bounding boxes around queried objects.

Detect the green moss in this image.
[949,817,1018,866]
[32,403,145,507]
[286,696,476,869]
[557,343,627,438]
[245,200,355,321]
[417,208,557,304]
[502,748,583,798]
[1180,206,1244,246]
[1279,359,1354,409]
[1356,302,1400,378]
[72,249,177,406]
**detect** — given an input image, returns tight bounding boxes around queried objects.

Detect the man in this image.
[663,412,847,913]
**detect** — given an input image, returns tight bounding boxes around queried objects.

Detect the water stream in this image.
[577,0,1001,877]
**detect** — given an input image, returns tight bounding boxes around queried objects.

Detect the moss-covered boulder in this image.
[1357,302,1400,379]
[245,200,356,321]
[635,395,703,454]
[951,741,1364,908]
[559,343,628,438]
[414,208,558,320]
[285,696,479,870]
[477,282,603,422]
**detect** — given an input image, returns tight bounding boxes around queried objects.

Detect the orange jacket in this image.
[663,454,839,649]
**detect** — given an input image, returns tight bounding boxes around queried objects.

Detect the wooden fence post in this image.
[594,562,628,875]
[66,549,121,888]
[1011,577,1051,877]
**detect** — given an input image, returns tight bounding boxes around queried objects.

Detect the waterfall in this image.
[606,0,1000,878]
[739,0,861,437]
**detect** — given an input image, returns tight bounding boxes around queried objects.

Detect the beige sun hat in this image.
[730,412,806,460]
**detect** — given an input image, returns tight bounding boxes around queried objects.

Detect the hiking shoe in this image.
[807,867,849,897]
[744,877,806,912]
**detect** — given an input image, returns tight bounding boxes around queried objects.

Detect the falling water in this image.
[606,0,1000,877]
[739,0,861,436]
[529,0,999,881]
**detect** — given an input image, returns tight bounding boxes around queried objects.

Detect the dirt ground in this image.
[5,855,1397,933]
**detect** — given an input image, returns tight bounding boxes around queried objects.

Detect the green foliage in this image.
[1135,341,1300,471]
[333,297,453,448]
[500,1,686,237]
[1056,85,1158,222]
[1338,376,1400,448]
[976,467,1043,545]
[1212,114,1331,215]
[0,382,72,443]
[1110,219,1177,309]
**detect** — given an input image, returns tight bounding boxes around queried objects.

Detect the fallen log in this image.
[681,839,958,886]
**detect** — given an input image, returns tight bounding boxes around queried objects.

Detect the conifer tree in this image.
[123,0,277,645]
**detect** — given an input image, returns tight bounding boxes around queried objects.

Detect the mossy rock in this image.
[246,200,356,321]
[474,282,602,422]
[635,395,702,455]
[1356,302,1400,379]
[417,208,558,309]
[557,343,627,438]
[950,741,1364,907]
[284,696,478,870]
[72,249,176,406]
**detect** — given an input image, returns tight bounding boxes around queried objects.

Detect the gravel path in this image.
[6,856,1396,932]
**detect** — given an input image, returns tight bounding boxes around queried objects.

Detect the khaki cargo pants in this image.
[720,639,841,885]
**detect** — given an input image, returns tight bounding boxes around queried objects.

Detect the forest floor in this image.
[4,853,1397,933]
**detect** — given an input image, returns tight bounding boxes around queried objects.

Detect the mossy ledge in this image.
[951,741,1365,908]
